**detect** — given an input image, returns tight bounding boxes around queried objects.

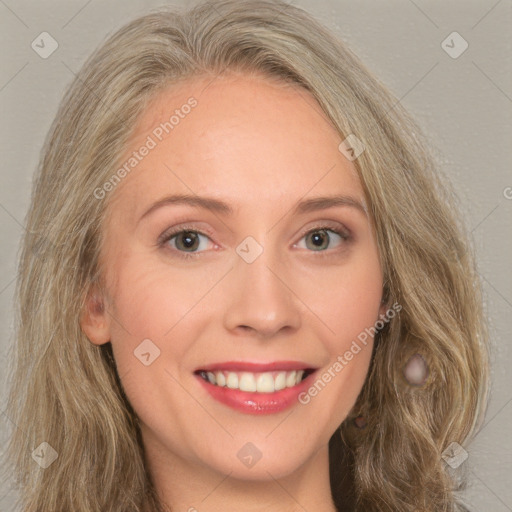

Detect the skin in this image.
[81,71,385,512]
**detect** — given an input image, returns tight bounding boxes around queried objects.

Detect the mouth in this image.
[193,361,318,415]
[194,367,316,393]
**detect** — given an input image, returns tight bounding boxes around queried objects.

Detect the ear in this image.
[80,284,111,346]
[378,299,388,318]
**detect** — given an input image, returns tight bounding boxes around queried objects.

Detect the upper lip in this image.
[195,361,317,373]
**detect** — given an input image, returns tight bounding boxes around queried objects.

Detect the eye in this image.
[158,222,351,261]
[295,225,350,253]
[158,226,215,260]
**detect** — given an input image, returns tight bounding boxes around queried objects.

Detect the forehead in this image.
[109,72,364,219]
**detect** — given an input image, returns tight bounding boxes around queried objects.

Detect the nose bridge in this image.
[223,235,301,336]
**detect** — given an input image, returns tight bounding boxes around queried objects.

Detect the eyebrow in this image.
[138,193,367,222]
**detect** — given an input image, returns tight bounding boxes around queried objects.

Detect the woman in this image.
[3,1,489,510]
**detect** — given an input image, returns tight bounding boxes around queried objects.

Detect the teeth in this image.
[200,369,309,392]
[239,372,257,392]
[216,371,226,387]
[226,372,239,389]
[286,370,297,387]
[274,372,286,391]
[256,373,274,393]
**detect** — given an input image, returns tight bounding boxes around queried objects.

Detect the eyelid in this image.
[158,220,350,243]
[157,223,216,247]
[157,219,352,258]
[296,220,351,241]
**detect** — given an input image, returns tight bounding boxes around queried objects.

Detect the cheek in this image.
[106,253,211,335]
[298,251,383,348]
[295,263,382,431]
[103,258,180,371]
[104,250,224,378]
[105,234,383,359]
[103,257,202,433]
[294,247,382,412]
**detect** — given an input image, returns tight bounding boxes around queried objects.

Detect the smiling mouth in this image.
[195,368,315,393]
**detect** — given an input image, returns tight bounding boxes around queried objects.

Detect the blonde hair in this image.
[3,1,489,510]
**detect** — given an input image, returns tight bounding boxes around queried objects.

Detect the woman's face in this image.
[83,72,385,481]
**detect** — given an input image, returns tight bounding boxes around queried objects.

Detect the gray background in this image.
[0,0,511,510]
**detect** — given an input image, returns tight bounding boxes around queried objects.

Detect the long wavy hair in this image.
[3,1,489,510]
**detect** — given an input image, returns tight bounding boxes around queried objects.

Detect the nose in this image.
[223,244,302,339]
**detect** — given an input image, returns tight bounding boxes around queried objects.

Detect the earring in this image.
[403,353,429,387]
[353,415,367,429]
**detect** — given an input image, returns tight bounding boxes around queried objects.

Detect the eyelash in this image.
[157,222,351,261]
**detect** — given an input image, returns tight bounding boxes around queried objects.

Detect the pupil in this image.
[309,230,328,250]
[180,231,198,250]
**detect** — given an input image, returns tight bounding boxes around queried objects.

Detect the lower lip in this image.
[195,372,315,415]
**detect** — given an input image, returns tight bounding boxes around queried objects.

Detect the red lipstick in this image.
[194,360,317,415]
